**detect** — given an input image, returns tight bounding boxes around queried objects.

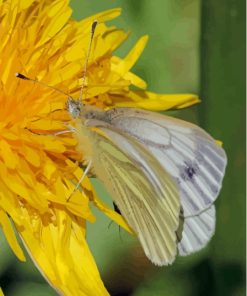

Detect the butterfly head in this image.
[66,97,83,118]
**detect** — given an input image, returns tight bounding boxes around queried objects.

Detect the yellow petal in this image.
[111,56,147,89]
[81,8,121,24]
[33,136,66,153]
[216,140,223,147]
[2,130,19,141]
[104,28,129,53]
[21,145,41,167]
[66,192,96,222]
[0,287,4,296]
[0,162,49,211]
[112,35,149,78]
[0,208,25,261]
[0,139,18,169]
[19,0,35,10]
[0,162,30,199]
[27,119,64,131]
[43,160,57,180]
[38,1,72,45]
[113,90,200,111]
[17,159,36,187]
[17,208,109,296]
[123,71,147,89]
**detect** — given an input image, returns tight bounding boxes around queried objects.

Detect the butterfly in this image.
[67,98,227,266]
[16,21,226,266]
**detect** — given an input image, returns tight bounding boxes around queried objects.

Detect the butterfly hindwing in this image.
[177,205,216,256]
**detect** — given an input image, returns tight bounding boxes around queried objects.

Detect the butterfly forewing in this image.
[105,108,227,218]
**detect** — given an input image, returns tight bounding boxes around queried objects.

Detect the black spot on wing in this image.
[185,166,196,179]
[179,161,199,182]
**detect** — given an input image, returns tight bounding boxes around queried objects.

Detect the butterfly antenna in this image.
[15,72,71,98]
[79,20,98,103]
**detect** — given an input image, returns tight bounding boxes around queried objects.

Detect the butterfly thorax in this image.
[66,97,108,123]
[67,98,110,164]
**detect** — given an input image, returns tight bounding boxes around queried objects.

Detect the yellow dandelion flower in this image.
[0,0,199,295]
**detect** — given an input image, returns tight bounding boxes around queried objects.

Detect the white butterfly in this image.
[15,20,226,265]
[67,98,227,266]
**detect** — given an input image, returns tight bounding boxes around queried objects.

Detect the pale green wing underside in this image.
[88,124,180,266]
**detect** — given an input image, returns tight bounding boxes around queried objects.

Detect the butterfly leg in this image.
[46,130,72,136]
[43,123,76,136]
[67,160,92,202]
[25,127,73,136]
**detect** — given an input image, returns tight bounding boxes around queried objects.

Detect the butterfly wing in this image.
[81,120,180,265]
[102,108,226,255]
[105,108,227,218]
[177,205,216,256]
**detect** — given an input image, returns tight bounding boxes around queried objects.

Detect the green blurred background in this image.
[0,0,245,295]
